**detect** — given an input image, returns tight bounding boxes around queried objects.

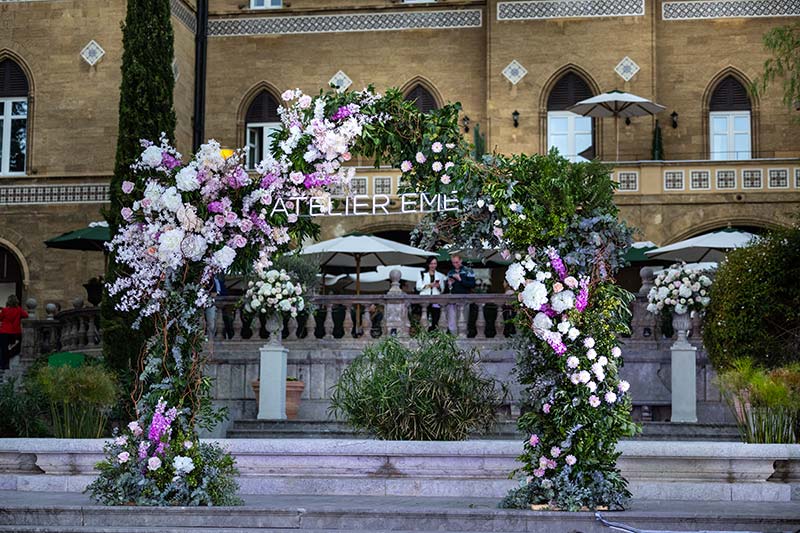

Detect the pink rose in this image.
[552,282,564,293]
[214,214,226,228]
[121,207,133,221]
[121,181,135,194]
[529,434,539,447]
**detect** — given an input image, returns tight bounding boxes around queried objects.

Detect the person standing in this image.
[446,254,475,334]
[415,256,447,331]
[0,295,28,370]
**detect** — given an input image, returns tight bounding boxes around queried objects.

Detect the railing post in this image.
[419,302,429,332]
[457,302,469,339]
[342,303,353,338]
[232,307,243,339]
[324,304,335,340]
[475,303,486,339]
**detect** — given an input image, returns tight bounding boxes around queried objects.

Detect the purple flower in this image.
[121,207,133,221]
[431,142,443,153]
[415,152,427,164]
[542,403,551,414]
[208,201,224,213]
[161,152,181,170]
[546,247,567,281]
[529,434,539,447]
[533,468,545,478]
[400,161,413,173]
[565,454,577,466]
[330,105,353,121]
[550,446,561,458]
[575,277,590,312]
[121,181,135,194]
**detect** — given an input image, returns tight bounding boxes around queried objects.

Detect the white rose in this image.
[568,327,580,341]
[550,290,575,313]
[521,281,548,310]
[678,285,693,298]
[175,166,200,191]
[532,312,553,333]
[141,145,163,168]
[557,321,570,334]
[505,263,527,291]
[158,228,185,262]
[212,245,237,270]
[161,186,182,212]
[180,234,208,262]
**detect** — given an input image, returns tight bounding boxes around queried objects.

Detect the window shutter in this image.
[245,91,280,123]
[547,72,593,111]
[709,76,751,111]
[0,59,29,98]
[405,85,438,113]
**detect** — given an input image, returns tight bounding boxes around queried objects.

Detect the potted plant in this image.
[646,263,713,341]
[250,377,305,420]
[83,276,104,307]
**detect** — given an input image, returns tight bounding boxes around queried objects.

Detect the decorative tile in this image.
[614,56,640,82]
[497,0,645,20]
[663,0,800,20]
[171,0,197,33]
[616,171,638,191]
[664,170,684,191]
[329,71,353,93]
[80,41,105,67]
[0,184,110,205]
[716,169,736,189]
[502,60,528,85]
[208,9,482,36]
[768,168,789,188]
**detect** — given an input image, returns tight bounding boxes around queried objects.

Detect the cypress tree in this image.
[102,0,177,399]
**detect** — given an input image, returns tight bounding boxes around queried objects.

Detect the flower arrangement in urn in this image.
[243,268,305,318]
[646,263,713,316]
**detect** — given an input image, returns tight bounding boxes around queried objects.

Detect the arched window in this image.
[404,84,438,114]
[546,71,594,162]
[709,75,751,160]
[0,59,29,175]
[0,244,23,302]
[245,90,281,170]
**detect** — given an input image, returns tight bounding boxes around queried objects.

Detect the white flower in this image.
[158,228,185,263]
[605,391,618,404]
[175,166,200,191]
[550,290,575,313]
[212,245,237,270]
[565,454,577,466]
[557,321,570,334]
[117,451,130,464]
[298,94,312,109]
[564,276,578,289]
[147,456,162,471]
[173,456,195,475]
[700,296,711,307]
[141,145,163,168]
[567,328,580,341]
[586,381,597,392]
[657,286,670,300]
[619,380,630,393]
[128,422,142,436]
[505,263,527,290]
[566,356,579,369]
[578,370,591,384]
[570,373,581,384]
[114,435,128,446]
[161,186,182,212]
[586,348,597,360]
[597,356,608,366]
[476,199,485,208]
[520,281,548,310]
[674,303,688,315]
[678,285,693,298]
[611,346,622,358]
[583,337,595,349]
[181,234,208,262]
[532,312,553,332]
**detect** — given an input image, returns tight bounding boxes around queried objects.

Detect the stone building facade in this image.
[1,0,799,306]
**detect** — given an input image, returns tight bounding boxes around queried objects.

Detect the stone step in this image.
[0,493,798,533]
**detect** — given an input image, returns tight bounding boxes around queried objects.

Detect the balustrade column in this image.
[457,303,469,339]
[474,303,486,339]
[324,304,335,340]
[419,302,429,332]
[232,308,243,339]
[342,304,354,338]
[490,305,500,339]
[361,306,372,337]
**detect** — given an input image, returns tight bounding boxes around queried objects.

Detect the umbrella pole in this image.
[355,255,361,336]
[615,115,620,162]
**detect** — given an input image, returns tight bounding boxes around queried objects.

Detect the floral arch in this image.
[94,85,635,511]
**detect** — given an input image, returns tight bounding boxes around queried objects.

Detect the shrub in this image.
[717,359,800,443]
[0,377,50,437]
[703,224,800,370]
[329,332,502,440]
[35,363,117,438]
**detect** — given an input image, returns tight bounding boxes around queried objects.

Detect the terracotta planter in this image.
[251,379,305,420]
[285,380,305,420]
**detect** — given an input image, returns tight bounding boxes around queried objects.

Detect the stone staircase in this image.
[1,492,798,533]
[225,419,741,441]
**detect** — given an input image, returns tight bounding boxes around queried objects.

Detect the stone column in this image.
[384,269,407,338]
[258,314,287,420]
[670,312,697,423]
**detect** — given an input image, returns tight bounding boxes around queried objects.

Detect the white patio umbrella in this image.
[645,229,755,263]
[342,265,425,293]
[568,90,666,161]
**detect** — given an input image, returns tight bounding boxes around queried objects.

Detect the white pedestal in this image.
[670,341,698,423]
[257,343,288,420]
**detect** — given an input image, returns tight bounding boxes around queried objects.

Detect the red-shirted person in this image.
[0,295,28,370]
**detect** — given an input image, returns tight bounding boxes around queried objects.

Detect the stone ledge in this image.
[0,438,798,501]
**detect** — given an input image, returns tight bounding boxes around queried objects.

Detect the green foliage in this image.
[754,22,800,113]
[703,224,800,370]
[717,359,800,443]
[35,363,117,438]
[472,123,486,159]
[0,377,50,437]
[329,332,502,440]
[272,253,321,294]
[103,0,176,398]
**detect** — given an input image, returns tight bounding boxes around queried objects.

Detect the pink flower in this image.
[431,142,443,153]
[493,227,503,238]
[565,454,577,466]
[529,434,539,447]
[287,214,298,223]
[432,161,443,172]
[444,161,455,170]
[121,181,135,194]
[114,435,128,446]
[550,446,561,458]
[605,391,618,404]
[440,175,451,185]
[214,214,226,228]
[117,451,130,464]
[618,380,630,393]
[239,219,254,233]
[281,89,295,101]
[207,201,224,213]
[232,235,247,248]
[552,282,563,293]
[588,395,601,407]
[611,346,622,358]
[298,94,312,109]
[415,152,426,164]
[542,403,551,414]
[289,172,305,185]
[121,207,133,221]
[225,212,238,224]
[147,456,162,471]
[341,152,352,161]
[546,459,557,469]
[400,160,413,173]
[583,337,595,349]
[564,276,578,289]
[128,422,142,437]
[533,468,545,478]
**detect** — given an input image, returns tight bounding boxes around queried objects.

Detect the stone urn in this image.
[83,278,104,306]
[671,311,692,346]
[251,378,305,420]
